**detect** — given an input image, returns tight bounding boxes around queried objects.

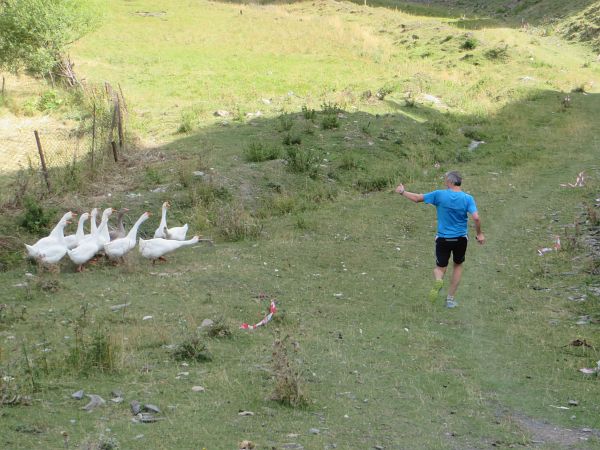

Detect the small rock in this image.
[82,394,105,411]
[150,186,167,193]
[110,302,131,312]
[134,434,144,440]
[199,319,214,328]
[374,446,385,450]
[142,315,153,321]
[281,444,304,450]
[192,386,205,392]
[131,400,142,415]
[239,440,255,450]
[143,404,161,414]
[71,390,84,400]
[568,400,579,406]
[214,110,230,117]
[238,410,254,416]
[309,428,320,435]
[261,98,271,105]
[192,171,205,177]
[111,397,124,404]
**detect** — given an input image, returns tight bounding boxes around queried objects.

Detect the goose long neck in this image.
[127,215,148,241]
[76,215,88,239]
[90,210,98,234]
[159,205,167,228]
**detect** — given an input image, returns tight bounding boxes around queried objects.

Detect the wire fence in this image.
[3,82,128,204]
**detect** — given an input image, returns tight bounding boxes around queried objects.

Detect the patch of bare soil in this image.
[508,411,600,447]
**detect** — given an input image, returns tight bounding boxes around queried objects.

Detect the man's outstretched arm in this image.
[395,184,424,203]
[471,211,485,245]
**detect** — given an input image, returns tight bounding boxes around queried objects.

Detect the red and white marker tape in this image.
[241,300,277,330]
[560,171,585,188]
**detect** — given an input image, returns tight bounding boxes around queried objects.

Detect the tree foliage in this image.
[0,0,99,76]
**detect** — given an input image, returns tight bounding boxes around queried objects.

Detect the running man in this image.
[395,171,485,308]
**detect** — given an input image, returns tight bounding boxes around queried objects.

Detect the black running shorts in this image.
[435,236,468,267]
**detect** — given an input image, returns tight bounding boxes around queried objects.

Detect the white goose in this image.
[64,212,90,250]
[139,235,202,264]
[34,217,74,265]
[25,211,76,259]
[153,201,188,241]
[98,207,113,245]
[104,211,150,260]
[68,208,113,271]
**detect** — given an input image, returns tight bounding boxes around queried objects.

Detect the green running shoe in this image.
[429,279,444,302]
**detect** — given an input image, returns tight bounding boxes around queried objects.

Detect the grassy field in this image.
[1,0,600,449]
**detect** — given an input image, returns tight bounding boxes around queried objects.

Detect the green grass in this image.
[1,0,600,448]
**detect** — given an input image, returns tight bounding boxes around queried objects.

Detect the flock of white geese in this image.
[25,202,212,271]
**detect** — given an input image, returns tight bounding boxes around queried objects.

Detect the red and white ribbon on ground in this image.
[240,300,277,330]
[537,235,561,256]
[560,171,585,188]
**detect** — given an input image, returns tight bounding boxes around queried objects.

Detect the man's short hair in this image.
[445,171,462,186]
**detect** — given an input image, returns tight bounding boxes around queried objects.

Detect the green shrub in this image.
[320,101,341,115]
[338,152,364,171]
[67,329,119,374]
[356,175,392,192]
[37,90,62,111]
[271,335,308,407]
[172,332,211,362]
[460,36,478,50]
[214,203,262,241]
[285,147,319,175]
[321,115,339,130]
[429,119,451,136]
[177,110,197,133]
[244,142,281,162]
[278,113,294,132]
[301,105,316,120]
[283,134,302,146]
[484,45,509,61]
[19,197,53,233]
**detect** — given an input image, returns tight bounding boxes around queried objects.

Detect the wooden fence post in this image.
[1,76,5,98]
[111,141,118,162]
[34,130,51,192]
[116,98,125,151]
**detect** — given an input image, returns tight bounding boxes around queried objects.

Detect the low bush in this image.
[171,332,212,362]
[285,147,320,176]
[321,115,339,130]
[214,203,262,241]
[244,142,281,162]
[270,335,308,407]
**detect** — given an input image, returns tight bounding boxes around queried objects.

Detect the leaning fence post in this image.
[34,130,51,192]
[116,98,125,151]
[111,141,118,162]
[1,76,5,98]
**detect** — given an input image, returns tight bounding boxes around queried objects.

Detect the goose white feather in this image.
[25,211,75,259]
[64,212,90,250]
[139,235,199,262]
[104,212,150,260]
[153,201,188,240]
[68,208,113,271]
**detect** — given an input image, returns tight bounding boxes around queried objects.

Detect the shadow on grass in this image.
[1,87,598,271]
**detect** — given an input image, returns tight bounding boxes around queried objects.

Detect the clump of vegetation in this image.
[321,115,339,130]
[320,101,341,115]
[429,119,451,136]
[356,174,392,192]
[270,335,308,407]
[244,142,281,162]
[37,90,63,111]
[171,332,212,362]
[214,203,262,241]
[204,316,232,338]
[338,152,363,171]
[285,147,319,176]
[282,134,302,146]
[19,197,53,233]
[278,113,294,132]
[67,328,119,374]
[177,110,197,133]
[484,44,509,61]
[460,36,478,50]
[301,105,316,120]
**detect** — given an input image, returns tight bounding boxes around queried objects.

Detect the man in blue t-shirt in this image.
[395,171,485,308]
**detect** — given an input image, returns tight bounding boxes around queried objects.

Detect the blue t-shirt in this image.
[423,189,477,238]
